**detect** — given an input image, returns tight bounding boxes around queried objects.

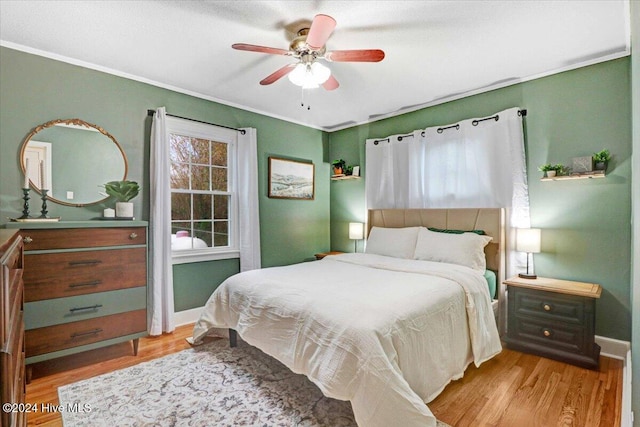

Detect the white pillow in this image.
[413,227,492,271]
[365,226,420,259]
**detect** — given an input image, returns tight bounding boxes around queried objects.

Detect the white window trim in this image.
[165,116,240,265]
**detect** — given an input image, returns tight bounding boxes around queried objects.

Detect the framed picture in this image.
[268,156,315,200]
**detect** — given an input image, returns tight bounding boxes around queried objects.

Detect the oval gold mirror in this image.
[19,118,128,207]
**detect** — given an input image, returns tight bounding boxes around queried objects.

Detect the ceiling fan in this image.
[232,14,385,91]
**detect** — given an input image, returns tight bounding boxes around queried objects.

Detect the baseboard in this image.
[595,336,631,427]
[595,335,631,360]
[173,306,204,327]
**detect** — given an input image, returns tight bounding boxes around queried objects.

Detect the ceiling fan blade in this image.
[325,49,385,62]
[306,14,336,50]
[322,75,339,91]
[232,43,291,56]
[260,64,296,85]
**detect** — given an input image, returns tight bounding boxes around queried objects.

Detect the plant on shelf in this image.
[538,163,567,178]
[345,165,354,176]
[102,180,140,218]
[592,149,611,171]
[332,159,346,175]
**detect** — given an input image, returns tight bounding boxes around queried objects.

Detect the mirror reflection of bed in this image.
[190,208,505,427]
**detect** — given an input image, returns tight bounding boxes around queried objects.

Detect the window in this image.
[165,117,239,263]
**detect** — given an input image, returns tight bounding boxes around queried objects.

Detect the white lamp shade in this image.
[516,228,541,253]
[349,222,364,240]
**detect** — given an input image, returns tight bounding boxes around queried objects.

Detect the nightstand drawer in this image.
[511,287,590,325]
[509,315,589,354]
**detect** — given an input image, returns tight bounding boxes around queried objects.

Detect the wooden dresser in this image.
[1,229,26,427]
[5,221,148,377]
[503,276,602,370]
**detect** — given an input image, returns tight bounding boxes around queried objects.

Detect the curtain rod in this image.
[146,109,246,135]
[438,109,527,133]
[372,109,527,143]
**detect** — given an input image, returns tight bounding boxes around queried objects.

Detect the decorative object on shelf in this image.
[571,156,593,173]
[348,222,364,252]
[538,163,567,178]
[268,157,315,200]
[592,149,611,171]
[352,166,360,177]
[516,228,541,279]
[331,159,346,176]
[103,208,115,218]
[18,187,32,220]
[103,180,140,218]
[39,189,50,218]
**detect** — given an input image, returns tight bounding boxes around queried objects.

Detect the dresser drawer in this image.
[510,287,591,325]
[24,247,146,301]
[21,227,146,251]
[25,309,146,357]
[24,287,146,329]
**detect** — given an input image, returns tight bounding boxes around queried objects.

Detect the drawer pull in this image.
[129,232,138,239]
[543,303,552,311]
[23,236,33,244]
[69,304,103,313]
[68,260,102,267]
[71,328,103,339]
[68,280,102,289]
[543,329,552,337]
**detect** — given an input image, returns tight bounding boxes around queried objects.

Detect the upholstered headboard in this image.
[367,208,505,282]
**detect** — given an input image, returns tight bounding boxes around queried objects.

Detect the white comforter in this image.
[191,253,501,427]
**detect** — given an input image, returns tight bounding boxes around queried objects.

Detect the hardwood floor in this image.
[25,324,622,427]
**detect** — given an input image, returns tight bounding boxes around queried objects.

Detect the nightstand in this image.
[314,251,344,260]
[503,276,602,370]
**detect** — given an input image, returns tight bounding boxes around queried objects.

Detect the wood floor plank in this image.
[25,326,623,427]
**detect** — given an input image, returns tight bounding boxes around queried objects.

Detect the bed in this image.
[190,208,504,427]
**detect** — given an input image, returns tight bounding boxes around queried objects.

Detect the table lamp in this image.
[516,228,541,279]
[349,222,364,253]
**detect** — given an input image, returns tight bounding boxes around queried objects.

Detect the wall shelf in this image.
[541,171,605,181]
[331,175,361,181]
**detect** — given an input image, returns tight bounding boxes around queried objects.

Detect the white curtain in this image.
[366,107,530,277]
[237,128,261,271]
[149,107,175,336]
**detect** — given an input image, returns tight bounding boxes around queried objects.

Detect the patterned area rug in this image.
[58,338,450,426]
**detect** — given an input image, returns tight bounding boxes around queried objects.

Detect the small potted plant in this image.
[593,149,611,171]
[103,180,140,218]
[332,159,346,176]
[538,163,556,178]
[552,163,568,176]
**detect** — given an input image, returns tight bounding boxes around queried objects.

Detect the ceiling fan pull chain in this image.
[300,87,311,110]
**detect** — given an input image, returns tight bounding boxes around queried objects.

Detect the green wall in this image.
[329,58,632,341]
[0,47,633,342]
[630,0,640,421]
[0,46,330,310]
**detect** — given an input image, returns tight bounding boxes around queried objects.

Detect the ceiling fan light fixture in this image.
[288,62,331,88]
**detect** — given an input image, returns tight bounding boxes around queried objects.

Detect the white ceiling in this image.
[0,1,630,132]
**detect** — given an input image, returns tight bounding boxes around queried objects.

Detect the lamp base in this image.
[518,273,538,280]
